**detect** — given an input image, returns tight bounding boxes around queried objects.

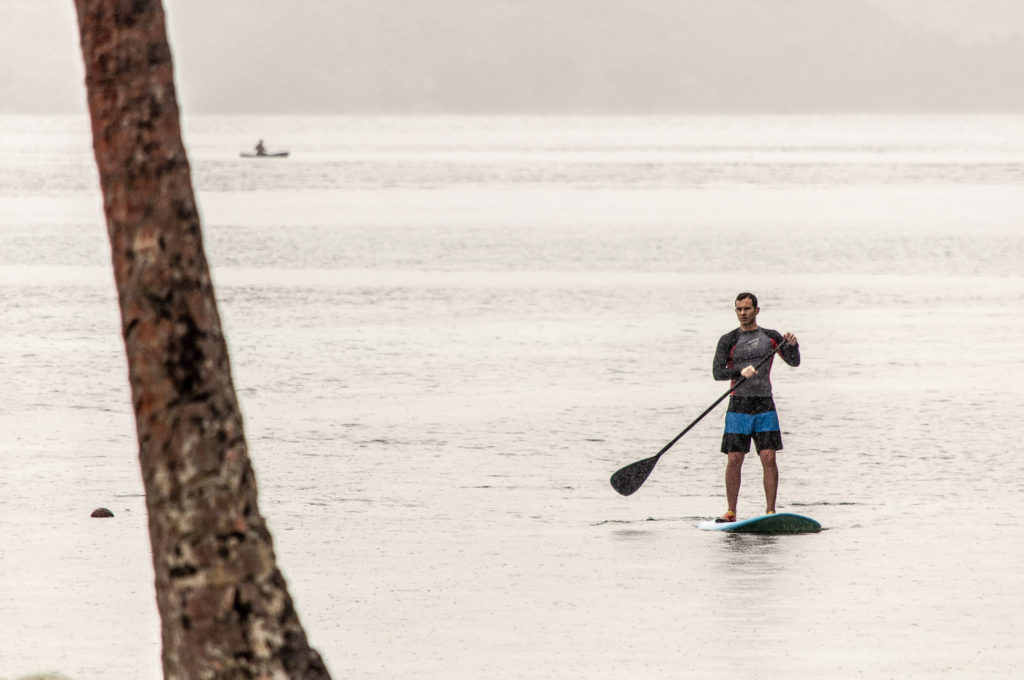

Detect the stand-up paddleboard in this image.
[696,512,821,534]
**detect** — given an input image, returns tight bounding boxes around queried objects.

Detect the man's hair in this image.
[735,292,758,308]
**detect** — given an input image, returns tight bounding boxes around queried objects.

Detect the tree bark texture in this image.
[73,2,332,678]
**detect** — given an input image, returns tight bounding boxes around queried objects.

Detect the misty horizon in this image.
[3,0,1024,115]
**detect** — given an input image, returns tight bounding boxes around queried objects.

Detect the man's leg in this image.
[725,451,745,515]
[758,449,778,514]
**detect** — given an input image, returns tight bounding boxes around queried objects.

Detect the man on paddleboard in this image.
[712,292,800,522]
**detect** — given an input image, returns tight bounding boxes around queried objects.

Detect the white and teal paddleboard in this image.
[696,512,821,534]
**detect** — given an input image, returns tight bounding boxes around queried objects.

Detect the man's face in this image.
[735,298,759,328]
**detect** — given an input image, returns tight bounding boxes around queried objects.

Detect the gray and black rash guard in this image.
[712,327,800,397]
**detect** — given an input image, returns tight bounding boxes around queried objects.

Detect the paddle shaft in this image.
[609,340,789,495]
[653,341,784,458]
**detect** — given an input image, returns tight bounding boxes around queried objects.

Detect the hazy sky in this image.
[3,0,1024,114]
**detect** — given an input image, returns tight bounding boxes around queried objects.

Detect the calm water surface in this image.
[1,114,1023,678]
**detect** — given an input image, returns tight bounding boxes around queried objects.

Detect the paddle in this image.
[609,340,789,496]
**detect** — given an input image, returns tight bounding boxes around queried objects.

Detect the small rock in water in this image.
[90,507,114,518]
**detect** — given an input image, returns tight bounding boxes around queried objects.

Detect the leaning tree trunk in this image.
[73,2,332,678]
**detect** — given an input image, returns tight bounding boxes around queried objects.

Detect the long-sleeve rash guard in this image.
[713,327,800,397]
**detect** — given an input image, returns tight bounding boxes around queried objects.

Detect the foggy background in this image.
[3,0,1024,114]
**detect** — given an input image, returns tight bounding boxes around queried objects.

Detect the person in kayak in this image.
[712,292,800,522]
[254,139,266,156]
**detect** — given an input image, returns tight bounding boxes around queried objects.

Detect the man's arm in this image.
[712,332,741,381]
[774,330,801,367]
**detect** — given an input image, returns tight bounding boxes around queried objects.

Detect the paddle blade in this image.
[609,454,661,496]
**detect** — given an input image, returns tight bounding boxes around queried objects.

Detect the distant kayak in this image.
[240,151,290,158]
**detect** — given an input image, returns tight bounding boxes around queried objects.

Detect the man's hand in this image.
[741,365,757,378]
[783,332,798,346]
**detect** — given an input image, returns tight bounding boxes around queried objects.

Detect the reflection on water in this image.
[720,534,782,555]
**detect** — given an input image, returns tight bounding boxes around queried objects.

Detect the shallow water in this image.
[1,114,1023,678]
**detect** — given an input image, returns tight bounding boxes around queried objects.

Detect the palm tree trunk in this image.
[73,2,332,678]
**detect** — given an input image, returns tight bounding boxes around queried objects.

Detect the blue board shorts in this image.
[721,396,783,453]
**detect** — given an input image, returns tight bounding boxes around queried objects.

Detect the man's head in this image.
[735,292,758,308]
[734,292,759,330]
